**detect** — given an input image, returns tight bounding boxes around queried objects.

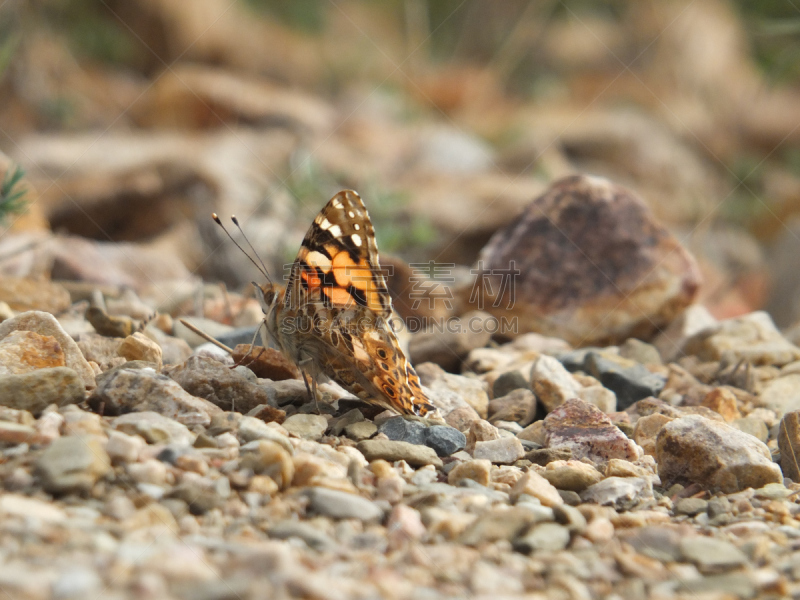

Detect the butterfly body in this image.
[256,190,433,417]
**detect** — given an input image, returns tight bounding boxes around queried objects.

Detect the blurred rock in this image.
[231,345,299,380]
[0,367,84,415]
[464,175,700,346]
[0,277,70,314]
[653,304,717,362]
[118,332,163,368]
[488,389,536,426]
[778,411,800,482]
[684,311,800,366]
[584,352,665,411]
[37,436,111,495]
[409,311,495,372]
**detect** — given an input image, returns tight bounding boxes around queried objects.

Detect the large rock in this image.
[543,398,638,464]
[37,436,111,495]
[656,415,782,493]
[462,175,700,345]
[0,331,65,375]
[0,367,84,415]
[89,367,222,427]
[0,311,96,388]
[167,355,280,416]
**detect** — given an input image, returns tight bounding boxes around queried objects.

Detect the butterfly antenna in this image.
[231,215,272,285]
[212,213,272,284]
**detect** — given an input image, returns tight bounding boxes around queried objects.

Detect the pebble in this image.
[237,416,293,452]
[530,354,582,413]
[491,370,529,398]
[282,413,328,440]
[656,415,783,493]
[633,413,674,456]
[674,497,708,516]
[268,520,335,551]
[731,416,769,442]
[679,536,748,572]
[619,338,663,365]
[472,437,525,464]
[168,355,281,416]
[0,330,65,375]
[37,435,111,495]
[541,459,604,492]
[684,310,800,366]
[105,430,145,463]
[584,351,665,411]
[343,420,377,441]
[424,425,466,456]
[0,367,85,415]
[357,439,443,468]
[378,416,427,445]
[552,504,587,533]
[701,387,742,422]
[329,408,365,435]
[0,311,96,388]
[510,470,564,507]
[581,477,650,510]
[459,506,540,546]
[544,398,639,463]
[90,367,221,427]
[117,332,163,368]
[514,522,571,553]
[304,487,383,523]
[447,459,492,487]
[487,389,536,426]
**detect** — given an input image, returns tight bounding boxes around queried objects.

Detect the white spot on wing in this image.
[332,198,344,209]
[353,223,360,230]
[319,217,332,229]
[348,211,355,218]
[351,233,362,247]
[328,225,342,237]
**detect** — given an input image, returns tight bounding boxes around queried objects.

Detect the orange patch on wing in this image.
[323,285,355,306]
[331,251,373,290]
[301,269,322,288]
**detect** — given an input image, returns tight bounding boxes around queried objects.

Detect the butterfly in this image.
[228,190,434,417]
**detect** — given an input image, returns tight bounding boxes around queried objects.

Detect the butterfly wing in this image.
[281,190,433,417]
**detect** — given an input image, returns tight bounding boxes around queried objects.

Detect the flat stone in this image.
[459,506,541,546]
[0,367,84,415]
[90,367,221,427]
[679,536,748,573]
[113,411,195,446]
[268,521,335,551]
[105,430,145,463]
[513,522,570,554]
[378,416,427,445]
[540,459,603,492]
[731,417,768,443]
[656,415,782,493]
[282,414,328,441]
[329,409,365,436]
[0,311,96,388]
[674,497,708,516]
[621,525,683,562]
[357,439,442,468]
[0,421,41,445]
[472,437,525,464]
[581,476,650,510]
[0,493,67,523]
[525,447,571,466]
[343,420,377,441]
[231,344,299,380]
[544,398,638,464]
[37,435,111,495]
[619,338,663,365]
[237,417,293,453]
[304,487,383,522]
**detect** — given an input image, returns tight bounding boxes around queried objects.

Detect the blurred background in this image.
[0,0,800,330]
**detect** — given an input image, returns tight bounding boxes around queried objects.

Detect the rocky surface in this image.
[0,301,796,599]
